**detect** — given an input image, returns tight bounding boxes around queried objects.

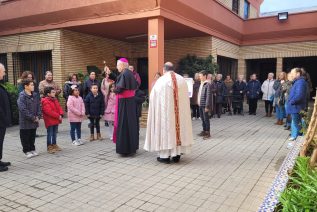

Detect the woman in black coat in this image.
[214,74,226,118]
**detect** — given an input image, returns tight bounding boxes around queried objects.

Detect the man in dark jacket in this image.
[197,70,212,139]
[214,74,226,118]
[135,89,146,149]
[190,73,200,120]
[0,63,12,172]
[232,75,247,115]
[246,74,261,115]
[84,71,100,98]
[286,68,307,143]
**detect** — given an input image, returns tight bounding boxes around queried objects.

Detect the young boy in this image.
[42,87,64,154]
[197,70,212,140]
[17,79,41,158]
[85,84,105,141]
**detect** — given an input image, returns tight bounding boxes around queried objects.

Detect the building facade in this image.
[0,0,316,95]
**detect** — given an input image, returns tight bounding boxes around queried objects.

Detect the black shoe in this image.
[0,166,8,172]
[172,155,181,163]
[0,161,11,167]
[157,157,170,164]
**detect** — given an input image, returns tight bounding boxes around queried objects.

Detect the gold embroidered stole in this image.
[170,72,181,146]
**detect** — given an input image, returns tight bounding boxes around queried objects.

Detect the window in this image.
[232,0,240,14]
[244,0,250,19]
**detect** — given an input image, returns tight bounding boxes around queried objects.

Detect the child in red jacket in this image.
[41,87,64,154]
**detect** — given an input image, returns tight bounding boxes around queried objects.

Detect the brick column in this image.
[276,57,283,77]
[238,59,246,79]
[6,53,14,83]
[148,17,164,91]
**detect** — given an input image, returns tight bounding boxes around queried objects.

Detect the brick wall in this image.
[61,30,133,81]
[240,41,317,59]
[0,30,61,84]
[249,5,258,18]
[130,37,213,69]
[212,37,240,60]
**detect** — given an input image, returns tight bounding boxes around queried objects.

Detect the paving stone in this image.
[0,103,290,211]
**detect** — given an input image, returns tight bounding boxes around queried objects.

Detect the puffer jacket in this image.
[84,92,105,118]
[67,95,85,122]
[261,79,275,101]
[41,97,64,128]
[17,91,41,129]
[199,81,212,108]
[246,80,261,99]
[286,77,307,114]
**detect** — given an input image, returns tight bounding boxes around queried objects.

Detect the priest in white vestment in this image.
[144,62,193,164]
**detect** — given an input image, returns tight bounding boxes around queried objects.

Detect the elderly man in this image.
[113,58,139,156]
[0,63,12,172]
[144,62,193,164]
[38,71,62,98]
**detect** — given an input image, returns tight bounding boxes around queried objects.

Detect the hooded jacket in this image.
[41,97,63,128]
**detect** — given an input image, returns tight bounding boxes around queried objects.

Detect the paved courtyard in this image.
[0,103,291,212]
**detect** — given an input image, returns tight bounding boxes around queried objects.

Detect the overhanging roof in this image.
[0,0,316,46]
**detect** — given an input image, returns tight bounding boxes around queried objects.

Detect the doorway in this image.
[137,58,149,92]
[246,58,277,83]
[12,51,52,85]
[217,56,238,80]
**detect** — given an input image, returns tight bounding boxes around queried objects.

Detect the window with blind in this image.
[232,0,240,14]
[244,0,250,19]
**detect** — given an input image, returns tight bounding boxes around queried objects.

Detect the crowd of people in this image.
[190,68,312,148]
[0,59,148,172]
[0,59,313,171]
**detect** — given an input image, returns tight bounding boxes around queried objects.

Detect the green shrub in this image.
[2,82,19,125]
[177,54,218,77]
[278,157,317,211]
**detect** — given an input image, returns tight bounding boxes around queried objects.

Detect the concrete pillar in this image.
[276,57,283,77]
[148,17,164,91]
[238,59,247,79]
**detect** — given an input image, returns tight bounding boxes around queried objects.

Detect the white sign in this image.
[184,78,194,98]
[149,34,157,48]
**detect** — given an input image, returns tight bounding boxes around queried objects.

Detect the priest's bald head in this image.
[163,62,174,74]
[117,58,129,72]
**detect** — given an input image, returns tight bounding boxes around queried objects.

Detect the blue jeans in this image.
[199,106,210,131]
[291,113,301,138]
[70,122,82,141]
[275,105,285,120]
[285,105,291,127]
[47,125,58,146]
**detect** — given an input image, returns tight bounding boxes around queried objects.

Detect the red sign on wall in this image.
[149,35,157,48]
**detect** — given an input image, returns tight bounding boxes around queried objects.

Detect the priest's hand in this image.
[205,108,209,113]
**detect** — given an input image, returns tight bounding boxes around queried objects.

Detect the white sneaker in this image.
[25,152,34,159]
[288,137,296,141]
[31,151,39,156]
[72,140,81,146]
[78,139,84,145]
[110,137,113,141]
[192,117,196,121]
[287,141,295,149]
